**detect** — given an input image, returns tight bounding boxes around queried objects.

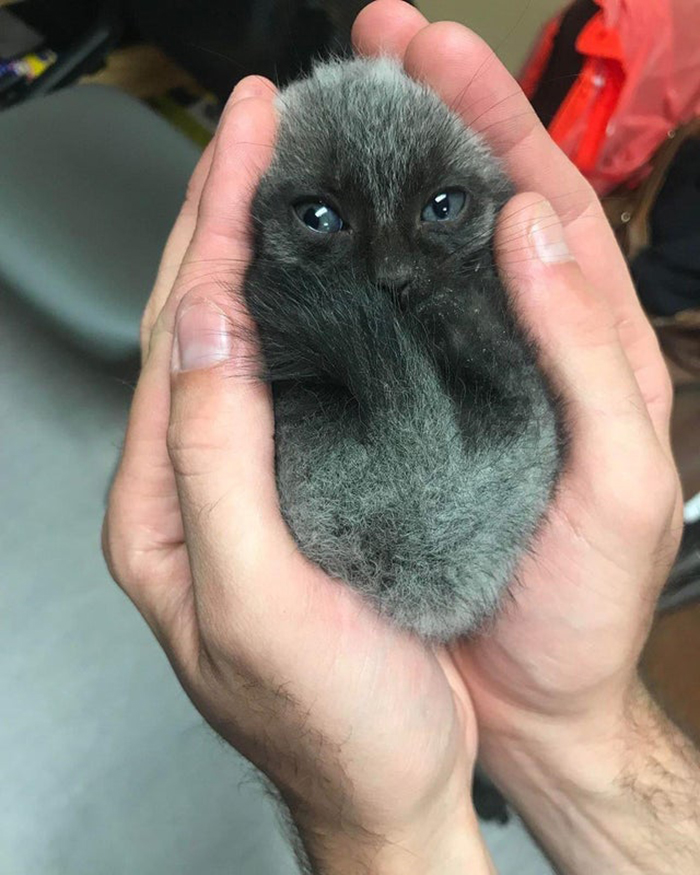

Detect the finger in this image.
[400,22,672,450]
[139,139,213,362]
[352,0,428,58]
[163,95,280,631]
[105,313,187,636]
[168,94,277,320]
[495,193,661,483]
[140,76,277,360]
[127,89,278,556]
[108,91,278,638]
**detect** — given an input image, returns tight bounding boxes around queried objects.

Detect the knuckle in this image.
[560,277,615,345]
[605,454,680,539]
[659,363,674,406]
[176,256,246,293]
[101,484,149,593]
[101,506,133,589]
[654,362,675,415]
[183,174,201,214]
[166,415,222,478]
[139,307,156,353]
[101,512,117,580]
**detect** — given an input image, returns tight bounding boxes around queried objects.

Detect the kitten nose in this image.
[375,273,411,296]
[378,279,410,295]
[376,274,412,310]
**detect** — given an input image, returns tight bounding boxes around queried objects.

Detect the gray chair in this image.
[0,83,199,362]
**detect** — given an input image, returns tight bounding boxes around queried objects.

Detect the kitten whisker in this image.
[466,90,532,133]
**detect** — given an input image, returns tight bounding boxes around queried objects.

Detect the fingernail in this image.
[529,201,573,264]
[172,301,231,371]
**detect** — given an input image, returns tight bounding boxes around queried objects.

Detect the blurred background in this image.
[1,1,698,873]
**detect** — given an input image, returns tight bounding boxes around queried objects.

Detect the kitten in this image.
[243,57,563,641]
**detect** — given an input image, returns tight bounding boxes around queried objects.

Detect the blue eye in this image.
[421,189,467,223]
[294,201,344,233]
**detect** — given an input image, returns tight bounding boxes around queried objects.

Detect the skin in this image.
[104,2,699,873]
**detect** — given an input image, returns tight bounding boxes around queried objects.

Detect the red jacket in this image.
[520,0,700,194]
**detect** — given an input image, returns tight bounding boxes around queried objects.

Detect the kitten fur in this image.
[243,57,563,641]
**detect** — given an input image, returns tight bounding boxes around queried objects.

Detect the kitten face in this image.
[252,58,512,314]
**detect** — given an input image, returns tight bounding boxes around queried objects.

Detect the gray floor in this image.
[0,290,554,874]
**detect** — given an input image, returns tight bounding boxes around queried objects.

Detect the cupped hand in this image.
[103,4,684,868]
[103,74,490,873]
[353,0,683,772]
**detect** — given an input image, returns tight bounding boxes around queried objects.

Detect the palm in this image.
[132,524,477,822]
[278,564,477,811]
[453,473,680,726]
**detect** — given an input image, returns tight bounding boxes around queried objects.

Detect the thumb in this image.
[167,292,297,630]
[494,193,659,472]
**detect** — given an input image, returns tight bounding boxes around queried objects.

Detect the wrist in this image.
[478,680,643,798]
[293,789,495,875]
[479,678,685,800]
[479,678,700,875]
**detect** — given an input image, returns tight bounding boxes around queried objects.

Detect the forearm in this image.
[292,792,498,875]
[482,681,700,875]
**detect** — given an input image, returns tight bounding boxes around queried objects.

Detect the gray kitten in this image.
[243,57,563,641]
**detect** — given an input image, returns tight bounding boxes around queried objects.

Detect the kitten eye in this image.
[294,201,344,233]
[421,189,467,223]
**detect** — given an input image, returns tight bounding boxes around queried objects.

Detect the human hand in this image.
[354,0,680,757]
[354,3,697,872]
[102,75,495,874]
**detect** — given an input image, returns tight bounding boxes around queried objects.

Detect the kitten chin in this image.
[243,57,564,642]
